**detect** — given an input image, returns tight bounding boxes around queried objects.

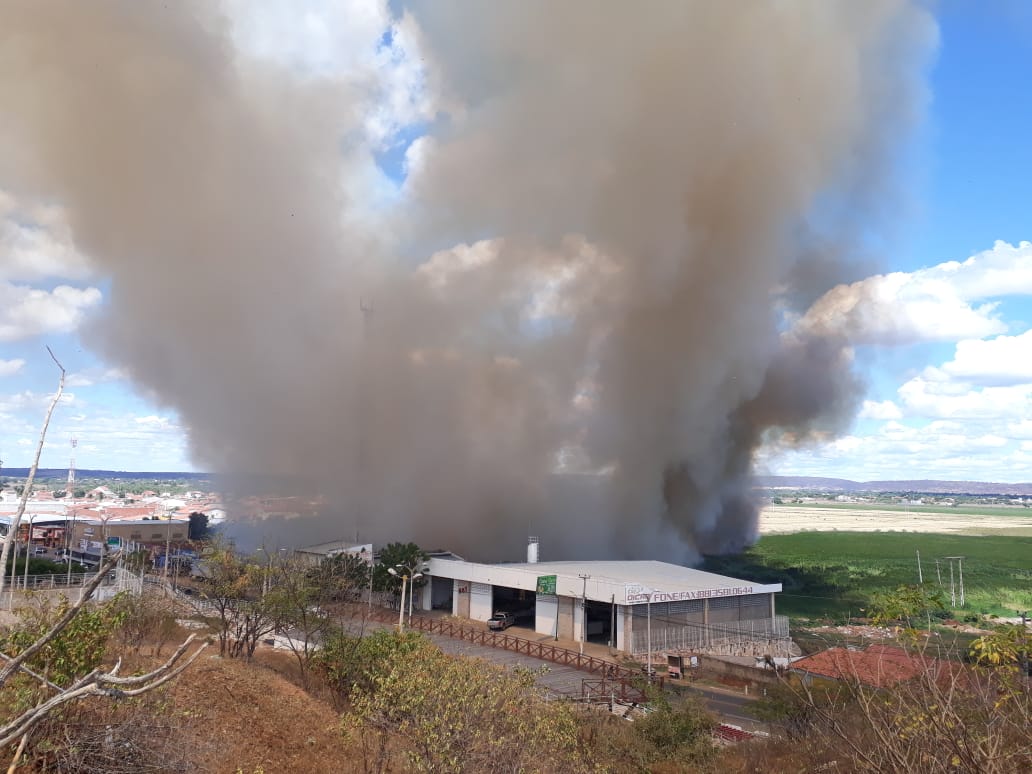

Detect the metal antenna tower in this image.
[68,437,78,487]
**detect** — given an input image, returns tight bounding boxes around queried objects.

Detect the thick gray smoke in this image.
[0,1,936,560]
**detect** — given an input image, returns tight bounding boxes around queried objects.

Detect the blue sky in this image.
[3,2,1032,482]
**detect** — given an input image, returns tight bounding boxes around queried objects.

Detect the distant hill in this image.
[0,468,211,482]
[758,475,1032,496]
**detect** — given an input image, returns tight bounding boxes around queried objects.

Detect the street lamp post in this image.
[388,563,424,632]
[578,574,591,655]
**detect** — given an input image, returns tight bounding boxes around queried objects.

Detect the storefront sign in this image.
[624,584,754,604]
[535,574,557,595]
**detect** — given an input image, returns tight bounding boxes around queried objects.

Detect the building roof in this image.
[296,540,372,557]
[427,558,780,605]
[791,644,949,688]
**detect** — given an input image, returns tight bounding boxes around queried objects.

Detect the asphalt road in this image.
[684,686,766,731]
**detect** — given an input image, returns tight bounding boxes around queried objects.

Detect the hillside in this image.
[168,650,354,773]
[757,475,1032,496]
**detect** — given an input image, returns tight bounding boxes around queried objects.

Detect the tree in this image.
[188,539,280,659]
[313,629,424,710]
[626,691,716,770]
[190,538,271,658]
[307,552,370,602]
[970,623,1028,669]
[187,511,210,541]
[72,489,86,499]
[372,542,428,595]
[345,636,586,773]
[264,555,343,688]
[868,583,945,632]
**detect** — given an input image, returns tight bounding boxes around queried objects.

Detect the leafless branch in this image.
[0,634,209,748]
[0,348,65,600]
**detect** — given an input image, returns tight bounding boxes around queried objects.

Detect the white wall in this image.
[535,593,557,637]
[469,581,493,621]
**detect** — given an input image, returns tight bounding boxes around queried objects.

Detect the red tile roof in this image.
[791,644,946,688]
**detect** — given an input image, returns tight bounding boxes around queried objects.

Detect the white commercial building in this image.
[421,557,786,657]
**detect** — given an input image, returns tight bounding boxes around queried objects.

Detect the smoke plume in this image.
[0,1,936,560]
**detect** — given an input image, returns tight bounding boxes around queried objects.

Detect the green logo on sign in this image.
[536,575,557,595]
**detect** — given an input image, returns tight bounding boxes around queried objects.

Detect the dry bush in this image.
[111,590,182,656]
[746,657,1032,773]
[27,693,210,774]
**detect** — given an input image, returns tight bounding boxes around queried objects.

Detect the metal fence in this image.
[2,572,115,592]
[631,615,789,655]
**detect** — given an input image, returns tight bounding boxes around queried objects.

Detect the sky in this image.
[2,2,1032,484]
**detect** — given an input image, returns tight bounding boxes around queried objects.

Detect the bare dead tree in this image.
[0,633,209,748]
[0,347,64,600]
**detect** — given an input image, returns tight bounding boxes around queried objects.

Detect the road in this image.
[684,685,765,731]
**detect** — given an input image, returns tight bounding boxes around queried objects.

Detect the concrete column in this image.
[557,597,575,640]
[615,605,627,652]
[703,598,709,625]
[769,592,776,619]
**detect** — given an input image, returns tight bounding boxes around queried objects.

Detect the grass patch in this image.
[703,532,1032,620]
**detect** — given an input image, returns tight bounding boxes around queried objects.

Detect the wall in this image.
[455,579,470,617]
[469,581,492,621]
[557,596,574,640]
[536,593,557,637]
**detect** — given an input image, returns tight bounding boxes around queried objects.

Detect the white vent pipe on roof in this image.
[527,536,539,564]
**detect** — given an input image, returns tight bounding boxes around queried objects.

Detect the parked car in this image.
[488,612,515,630]
[33,546,46,555]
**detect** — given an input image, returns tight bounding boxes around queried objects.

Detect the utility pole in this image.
[945,556,965,609]
[948,559,956,608]
[958,557,965,607]
[935,559,942,588]
[916,549,923,584]
[578,574,590,655]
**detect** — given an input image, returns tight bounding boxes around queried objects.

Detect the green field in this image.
[704,532,1032,621]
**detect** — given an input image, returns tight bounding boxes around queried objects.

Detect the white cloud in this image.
[796,240,1032,346]
[858,399,902,420]
[134,415,177,430]
[939,330,1032,386]
[1007,419,1032,440]
[0,283,102,341]
[66,367,128,388]
[897,375,1032,420]
[0,190,91,282]
[0,359,25,377]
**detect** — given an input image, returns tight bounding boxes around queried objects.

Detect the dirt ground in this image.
[164,646,359,774]
[760,505,1032,536]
